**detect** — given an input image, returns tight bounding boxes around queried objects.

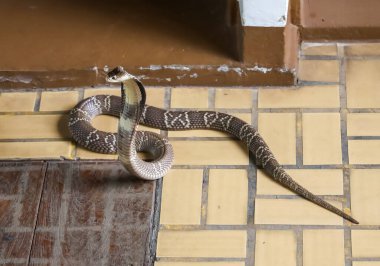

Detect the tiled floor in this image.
[1,42,380,265]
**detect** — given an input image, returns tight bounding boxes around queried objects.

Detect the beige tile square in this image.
[168,113,251,137]
[155,262,245,266]
[258,85,340,108]
[156,230,247,258]
[350,169,380,225]
[352,230,380,257]
[303,230,345,266]
[40,91,79,111]
[171,88,208,109]
[345,43,380,56]
[348,140,380,164]
[258,113,296,165]
[0,92,36,112]
[347,113,380,136]
[257,169,343,195]
[0,115,69,139]
[215,89,252,109]
[298,60,340,82]
[160,169,203,225]
[347,60,380,108]
[75,146,117,160]
[301,43,338,56]
[84,87,120,98]
[353,262,380,266]
[0,141,72,159]
[145,87,165,108]
[255,230,296,266]
[207,169,248,225]
[171,141,248,166]
[255,199,343,225]
[303,113,342,165]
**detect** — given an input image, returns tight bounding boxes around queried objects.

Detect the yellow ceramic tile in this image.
[160,169,203,225]
[350,169,380,225]
[258,85,340,108]
[0,115,70,139]
[258,113,296,165]
[348,140,380,164]
[75,146,117,160]
[145,87,166,108]
[298,60,340,82]
[40,91,79,111]
[257,169,343,195]
[155,262,245,266]
[0,92,36,112]
[0,141,72,159]
[156,230,247,258]
[353,263,380,266]
[207,169,248,225]
[255,230,296,266]
[301,44,338,56]
[347,60,380,108]
[303,230,345,266]
[215,89,252,109]
[347,113,380,136]
[171,88,208,109]
[168,113,251,137]
[171,141,248,166]
[352,230,380,257]
[303,113,342,165]
[254,199,343,225]
[345,43,380,56]
[84,88,120,98]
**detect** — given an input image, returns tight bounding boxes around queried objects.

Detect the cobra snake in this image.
[69,66,359,224]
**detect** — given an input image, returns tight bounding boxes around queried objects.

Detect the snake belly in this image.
[68,67,358,224]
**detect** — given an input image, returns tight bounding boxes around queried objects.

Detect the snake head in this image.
[106,66,136,82]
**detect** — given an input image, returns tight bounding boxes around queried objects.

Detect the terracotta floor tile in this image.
[255,199,343,225]
[301,43,338,56]
[168,113,251,137]
[258,85,340,108]
[160,169,203,225]
[298,60,340,82]
[171,88,208,109]
[145,87,166,108]
[345,43,380,56]
[207,169,248,225]
[156,230,247,258]
[303,230,345,266]
[0,115,69,139]
[0,92,36,112]
[346,60,380,108]
[347,113,380,136]
[258,113,296,165]
[348,140,380,164]
[75,146,117,160]
[84,87,120,98]
[171,141,248,165]
[0,141,72,159]
[303,113,342,165]
[352,230,380,257]
[215,89,252,109]
[257,169,343,195]
[255,230,296,266]
[350,169,380,225]
[40,91,79,111]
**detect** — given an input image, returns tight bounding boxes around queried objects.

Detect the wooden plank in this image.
[30,161,156,266]
[0,162,46,266]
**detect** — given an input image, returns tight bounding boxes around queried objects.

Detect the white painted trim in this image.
[240,0,289,27]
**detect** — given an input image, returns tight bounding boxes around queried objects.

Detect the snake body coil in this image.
[69,66,359,224]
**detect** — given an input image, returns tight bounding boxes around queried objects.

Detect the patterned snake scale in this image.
[69,66,359,224]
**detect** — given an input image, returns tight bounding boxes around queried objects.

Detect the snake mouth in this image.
[106,66,136,82]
